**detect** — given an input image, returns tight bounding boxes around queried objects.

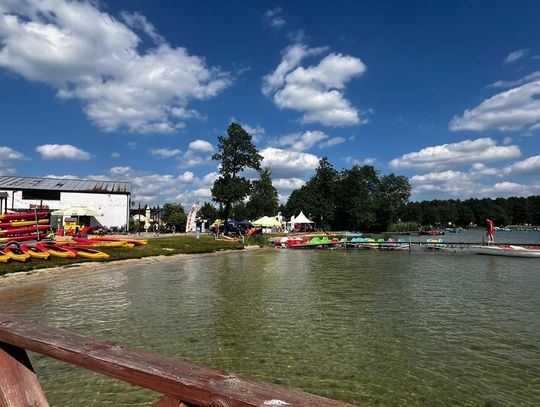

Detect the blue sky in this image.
[1,0,540,207]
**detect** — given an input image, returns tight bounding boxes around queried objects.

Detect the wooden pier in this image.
[0,313,356,407]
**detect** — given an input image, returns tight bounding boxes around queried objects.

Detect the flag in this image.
[185,202,200,232]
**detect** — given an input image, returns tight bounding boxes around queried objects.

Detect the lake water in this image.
[0,230,539,406]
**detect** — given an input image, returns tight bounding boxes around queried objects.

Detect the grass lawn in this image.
[0,235,245,277]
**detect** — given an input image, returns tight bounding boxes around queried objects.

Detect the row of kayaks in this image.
[0,236,148,263]
[0,211,51,243]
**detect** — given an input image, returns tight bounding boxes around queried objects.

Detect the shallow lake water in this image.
[0,232,539,406]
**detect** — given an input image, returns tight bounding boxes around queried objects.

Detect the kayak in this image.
[0,250,9,263]
[0,233,46,243]
[68,246,110,260]
[0,225,50,236]
[0,212,48,221]
[0,219,49,228]
[20,244,50,260]
[88,237,148,246]
[72,237,129,247]
[2,246,31,263]
[35,242,77,258]
[470,245,540,258]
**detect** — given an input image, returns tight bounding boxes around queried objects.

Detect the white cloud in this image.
[120,11,164,45]
[260,147,319,178]
[450,80,540,132]
[389,138,520,170]
[188,139,213,152]
[178,171,195,183]
[488,70,540,89]
[0,146,26,174]
[502,155,540,175]
[111,152,120,158]
[263,42,366,126]
[504,49,530,64]
[36,144,91,160]
[264,8,286,29]
[274,130,328,151]
[0,1,231,134]
[273,177,305,190]
[319,136,346,148]
[151,148,182,158]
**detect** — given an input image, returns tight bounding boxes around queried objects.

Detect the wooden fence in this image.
[0,313,356,407]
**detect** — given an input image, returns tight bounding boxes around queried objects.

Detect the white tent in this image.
[294,211,313,224]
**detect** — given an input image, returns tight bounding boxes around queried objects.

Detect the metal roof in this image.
[0,176,131,194]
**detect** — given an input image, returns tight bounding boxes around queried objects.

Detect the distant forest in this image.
[399,196,540,228]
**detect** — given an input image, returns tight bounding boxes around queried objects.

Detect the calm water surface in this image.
[0,231,539,406]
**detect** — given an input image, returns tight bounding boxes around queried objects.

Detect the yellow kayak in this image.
[36,243,77,258]
[70,246,110,260]
[3,247,31,263]
[20,244,50,260]
[0,251,9,263]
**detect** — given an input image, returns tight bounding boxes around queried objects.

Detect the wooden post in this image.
[0,341,50,406]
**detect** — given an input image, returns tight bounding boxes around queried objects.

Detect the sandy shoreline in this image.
[0,245,261,290]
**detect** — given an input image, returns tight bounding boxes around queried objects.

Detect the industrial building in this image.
[0,176,131,230]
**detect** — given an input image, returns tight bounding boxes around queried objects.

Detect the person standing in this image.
[196,218,202,239]
[486,218,495,244]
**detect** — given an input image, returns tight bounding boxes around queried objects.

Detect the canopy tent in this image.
[294,211,313,224]
[290,211,314,232]
[252,216,282,228]
[51,205,103,217]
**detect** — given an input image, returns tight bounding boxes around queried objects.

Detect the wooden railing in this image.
[0,313,356,407]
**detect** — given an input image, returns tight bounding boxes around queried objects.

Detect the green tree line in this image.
[400,196,540,227]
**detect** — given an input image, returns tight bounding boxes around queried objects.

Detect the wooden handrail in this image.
[0,313,357,407]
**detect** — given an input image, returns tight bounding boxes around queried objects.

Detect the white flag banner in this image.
[185,202,200,232]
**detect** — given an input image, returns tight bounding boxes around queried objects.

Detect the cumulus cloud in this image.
[0,1,231,133]
[389,138,520,170]
[263,42,366,126]
[260,147,319,178]
[502,154,540,175]
[188,139,213,152]
[450,80,540,132]
[271,130,345,151]
[36,144,91,160]
[0,146,26,175]
[151,148,182,158]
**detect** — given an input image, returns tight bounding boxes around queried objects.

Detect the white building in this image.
[0,176,131,230]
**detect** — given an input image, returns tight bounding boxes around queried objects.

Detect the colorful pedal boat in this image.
[2,246,31,263]
[20,244,50,260]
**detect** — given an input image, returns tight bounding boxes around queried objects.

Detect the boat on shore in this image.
[469,245,540,258]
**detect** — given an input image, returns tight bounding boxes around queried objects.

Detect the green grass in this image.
[0,236,244,277]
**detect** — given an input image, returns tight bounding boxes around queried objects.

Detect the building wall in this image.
[3,190,129,228]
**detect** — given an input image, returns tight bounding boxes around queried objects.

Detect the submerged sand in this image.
[0,246,261,289]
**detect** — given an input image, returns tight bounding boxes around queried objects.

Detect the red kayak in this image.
[0,212,48,221]
[35,242,77,258]
[20,244,50,260]
[0,233,46,243]
[0,225,50,236]
[0,219,49,228]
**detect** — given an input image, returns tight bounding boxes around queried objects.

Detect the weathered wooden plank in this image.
[0,313,357,407]
[152,396,187,407]
[0,341,50,407]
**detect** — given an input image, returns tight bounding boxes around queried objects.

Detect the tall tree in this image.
[211,123,262,232]
[161,203,187,230]
[246,167,279,219]
[376,174,411,230]
[198,202,218,223]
